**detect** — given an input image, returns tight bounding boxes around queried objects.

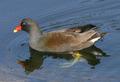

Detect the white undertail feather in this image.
[90,37,101,43]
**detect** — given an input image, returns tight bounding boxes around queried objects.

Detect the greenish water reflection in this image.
[18,45,108,74]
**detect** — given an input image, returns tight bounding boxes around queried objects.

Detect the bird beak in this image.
[13,25,22,33]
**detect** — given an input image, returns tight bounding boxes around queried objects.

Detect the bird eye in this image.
[21,22,27,26]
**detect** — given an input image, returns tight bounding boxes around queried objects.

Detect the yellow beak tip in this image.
[13,29,17,33]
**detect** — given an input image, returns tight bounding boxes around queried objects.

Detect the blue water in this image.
[0,0,120,82]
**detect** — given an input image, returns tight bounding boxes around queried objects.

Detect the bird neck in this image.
[29,25,42,43]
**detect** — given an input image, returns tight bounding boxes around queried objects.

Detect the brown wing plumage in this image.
[43,32,77,49]
[40,29,98,52]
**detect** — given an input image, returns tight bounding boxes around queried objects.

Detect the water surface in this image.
[0,0,120,82]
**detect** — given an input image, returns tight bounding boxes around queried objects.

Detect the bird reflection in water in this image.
[17,45,109,74]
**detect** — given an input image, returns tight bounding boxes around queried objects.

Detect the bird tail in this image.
[100,32,108,37]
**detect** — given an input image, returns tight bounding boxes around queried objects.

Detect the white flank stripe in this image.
[90,37,101,43]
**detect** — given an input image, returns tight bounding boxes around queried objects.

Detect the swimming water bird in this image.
[13,18,105,67]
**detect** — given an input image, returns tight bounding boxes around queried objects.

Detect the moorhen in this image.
[13,18,105,61]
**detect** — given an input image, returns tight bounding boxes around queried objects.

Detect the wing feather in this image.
[40,29,98,52]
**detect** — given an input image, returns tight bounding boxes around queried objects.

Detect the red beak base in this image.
[13,25,22,32]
